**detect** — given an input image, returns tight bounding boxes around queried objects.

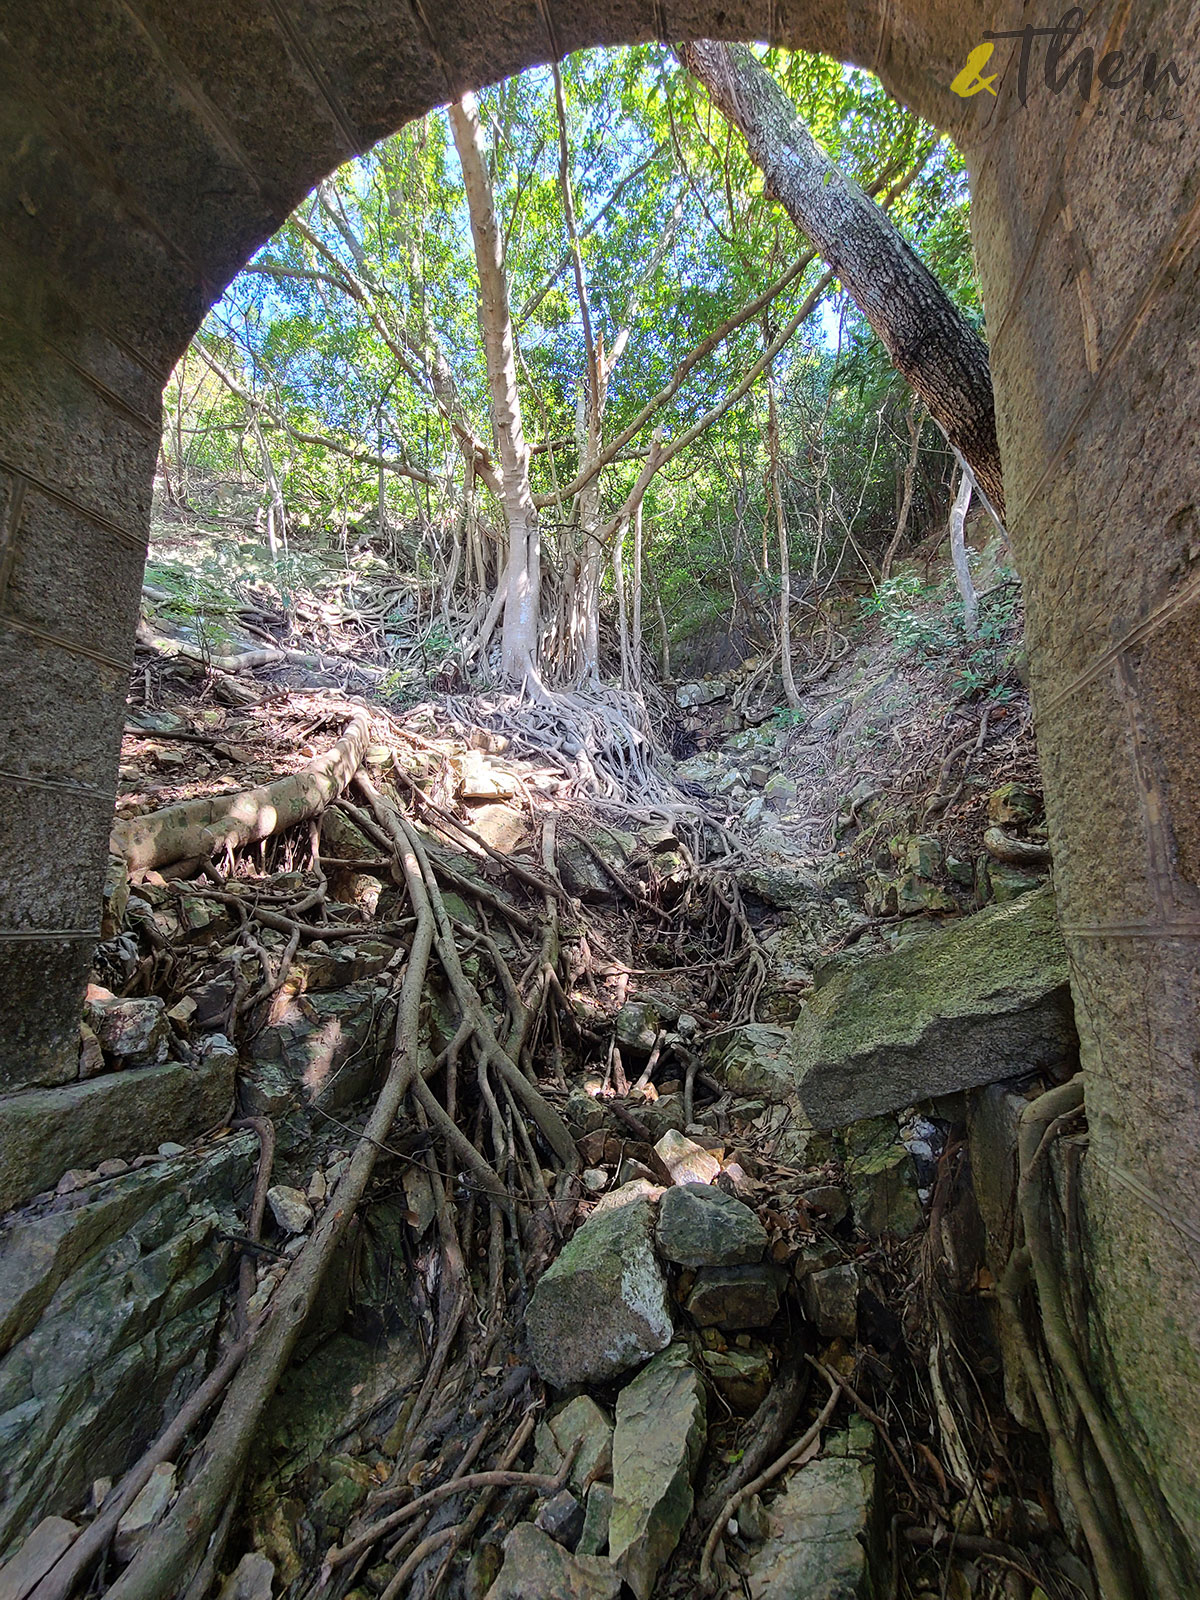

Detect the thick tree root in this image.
[111,710,371,870]
[98,829,434,1600]
[1000,1076,1189,1600]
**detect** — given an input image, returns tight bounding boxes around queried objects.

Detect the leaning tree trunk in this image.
[448,94,543,690]
[680,41,1004,515]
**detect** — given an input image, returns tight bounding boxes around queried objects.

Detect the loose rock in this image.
[577,1482,613,1557]
[83,990,170,1067]
[656,1183,767,1267]
[267,1185,314,1235]
[534,1488,585,1550]
[685,1264,781,1330]
[526,1198,673,1387]
[113,1461,176,1563]
[653,1129,720,1187]
[609,1344,707,1600]
[0,1517,78,1600]
[803,1264,860,1340]
[535,1395,614,1494]
[483,1522,621,1600]
[747,1451,876,1599]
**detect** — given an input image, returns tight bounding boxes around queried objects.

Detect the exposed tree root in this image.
[99,831,435,1600]
[110,710,371,870]
[999,1076,1190,1600]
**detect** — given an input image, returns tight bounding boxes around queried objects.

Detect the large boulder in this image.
[526,1199,673,1387]
[788,886,1077,1128]
[609,1344,706,1599]
[0,1135,255,1555]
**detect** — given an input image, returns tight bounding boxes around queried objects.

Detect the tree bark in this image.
[947,467,978,636]
[880,394,925,581]
[449,94,543,689]
[680,41,1004,515]
[766,367,801,708]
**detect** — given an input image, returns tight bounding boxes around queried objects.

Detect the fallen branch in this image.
[110,711,371,870]
[137,620,386,682]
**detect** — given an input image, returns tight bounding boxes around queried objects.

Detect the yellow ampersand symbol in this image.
[951,42,999,96]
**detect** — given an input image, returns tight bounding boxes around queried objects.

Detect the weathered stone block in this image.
[0,1050,237,1215]
[788,886,1077,1127]
[656,1183,767,1267]
[609,1344,706,1599]
[526,1198,672,1387]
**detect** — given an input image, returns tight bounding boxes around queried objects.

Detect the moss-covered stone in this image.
[609,1344,706,1599]
[788,886,1076,1128]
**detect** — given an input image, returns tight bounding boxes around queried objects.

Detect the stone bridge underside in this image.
[2,0,1199,1581]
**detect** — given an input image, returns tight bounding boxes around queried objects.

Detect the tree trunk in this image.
[766,368,801,709]
[630,501,644,691]
[680,40,1004,515]
[448,94,542,690]
[880,395,925,581]
[947,467,978,636]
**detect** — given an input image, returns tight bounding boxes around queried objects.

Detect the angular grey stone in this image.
[653,1130,719,1186]
[217,1552,275,1600]
[0,1050,238,1215]
[685,1265,781,1330]
[83,992,169,1067]
[656,1183,767,1268]
[535,1396,613,1494]
[710,1024,793,1100]
[788,886,1077,1127]
[526,1199,673,1387]
[483,1522,620,1600]
[0,1516,77,1600]
[802,1264,860,1340]
[747,1454,876,1599]
[676,679,729,709]
[534,1488,584,1549]
[577,1482,612,1557]
[700,1344,772,1411]
[266,1185,313,1235]
[615,1000,658,1053]
[609,1345,706,1600]
[556,827,634,901]
[113,1461,175,1562]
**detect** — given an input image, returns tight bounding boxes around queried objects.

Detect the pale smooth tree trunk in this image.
[630,501,644,691]
[449,94,543,689]
[766,367,801,709]
[947,468,978,636]
[681,41,1004,514]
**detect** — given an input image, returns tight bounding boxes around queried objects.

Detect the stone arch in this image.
[1,0,1198,1575]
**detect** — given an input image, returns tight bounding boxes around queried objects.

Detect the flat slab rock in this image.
[748,1452,876,1600]
[526,1197,672,1387]
[609,1344,706,1600]
[788,885,1077,1128]
[483,1522,621,1600]
[656,1182,767,1267]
